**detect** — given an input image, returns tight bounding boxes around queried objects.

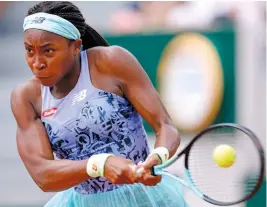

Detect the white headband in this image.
[23,12,81,40]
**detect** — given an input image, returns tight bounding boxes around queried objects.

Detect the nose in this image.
[33,55,46,71]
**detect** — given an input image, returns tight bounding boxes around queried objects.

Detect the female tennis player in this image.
[11,1,188,206]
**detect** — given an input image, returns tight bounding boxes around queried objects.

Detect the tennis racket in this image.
[140,123,265,206]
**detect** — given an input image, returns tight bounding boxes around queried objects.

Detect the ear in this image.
[73,39,83,55]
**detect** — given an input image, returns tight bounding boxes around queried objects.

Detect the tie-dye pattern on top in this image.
[41,50,150,195]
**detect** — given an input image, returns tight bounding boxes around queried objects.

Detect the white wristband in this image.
[149,147,169,164]
[86,154,114,177]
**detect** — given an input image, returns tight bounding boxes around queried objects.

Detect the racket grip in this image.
[136,166,157,176]
[150,166,156,176]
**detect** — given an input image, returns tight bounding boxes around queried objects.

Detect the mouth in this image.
[36,76,55,87]
[36,76,51,79]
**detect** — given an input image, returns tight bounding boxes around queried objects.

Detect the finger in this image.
[142,173,162,186]
[142,154,161,170]
[136,172,151,185]
[125,164,138,183]
[136,167,144,176]
[137,161,143,166]
[135,175,145,184]
[117,176,133,184]
[128,164,137,172]
[116,173,134,184]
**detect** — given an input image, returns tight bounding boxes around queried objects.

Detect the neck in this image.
[52,55,81,98]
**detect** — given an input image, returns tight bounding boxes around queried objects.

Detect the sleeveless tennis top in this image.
[41,50,150,194]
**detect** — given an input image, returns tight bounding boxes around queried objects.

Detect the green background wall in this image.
[105,30,236,133]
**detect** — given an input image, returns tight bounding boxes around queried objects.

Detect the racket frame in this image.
[151,123,265,206]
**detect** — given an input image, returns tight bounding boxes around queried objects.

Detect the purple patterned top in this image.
[41,51,150,194]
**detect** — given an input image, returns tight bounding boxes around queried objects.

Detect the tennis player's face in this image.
[24,29,80,86]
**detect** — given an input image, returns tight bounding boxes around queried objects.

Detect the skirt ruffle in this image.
[44,175,188,207]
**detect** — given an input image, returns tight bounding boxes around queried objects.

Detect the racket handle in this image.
[135,166,156,176]
[150,166,156,176]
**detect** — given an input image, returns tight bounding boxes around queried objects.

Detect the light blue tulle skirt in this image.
[44,175,188,207]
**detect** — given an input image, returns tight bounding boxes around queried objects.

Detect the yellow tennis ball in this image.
[213,144,236,168]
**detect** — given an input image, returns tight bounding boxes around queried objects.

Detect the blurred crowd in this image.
[0,2,10,18]
[0,1,265,35]
[110,1,266,34]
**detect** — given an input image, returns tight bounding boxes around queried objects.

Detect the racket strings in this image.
[187,127,262,203]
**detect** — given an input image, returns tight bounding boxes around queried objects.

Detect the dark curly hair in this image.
[27,1,109,50]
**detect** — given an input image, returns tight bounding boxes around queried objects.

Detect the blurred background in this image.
[0,1,266,207]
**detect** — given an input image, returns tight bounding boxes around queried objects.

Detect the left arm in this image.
[104,46,180,157]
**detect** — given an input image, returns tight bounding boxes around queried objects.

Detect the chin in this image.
[38,78,57,87]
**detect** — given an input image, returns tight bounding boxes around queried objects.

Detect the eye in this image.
[44,49,55,54]
[25,48,33,53]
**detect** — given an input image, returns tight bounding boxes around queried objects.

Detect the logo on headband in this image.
[30,17,46,24]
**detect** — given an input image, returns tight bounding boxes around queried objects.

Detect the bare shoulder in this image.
[11,78,40,103]
[86,46,141,76]
[11,78,41,117]
[86,45,129,61]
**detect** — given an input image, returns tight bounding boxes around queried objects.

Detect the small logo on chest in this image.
[42,108,57,117]
[72,89,87,105]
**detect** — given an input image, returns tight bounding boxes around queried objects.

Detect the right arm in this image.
[11,83,90,192]
[11,82,137,192]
